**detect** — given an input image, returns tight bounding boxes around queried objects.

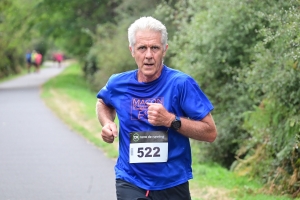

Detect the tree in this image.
[0,0,38,77]
[27,0,121,57]
[85,0,164,90]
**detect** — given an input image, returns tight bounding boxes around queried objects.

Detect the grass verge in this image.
[41,62,119,158]
[0,68,28,83]
[41,62,292,200]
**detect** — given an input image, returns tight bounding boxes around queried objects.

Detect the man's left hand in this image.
[147,103,174,127]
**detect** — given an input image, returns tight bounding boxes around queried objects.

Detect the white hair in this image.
[128,16,168,50]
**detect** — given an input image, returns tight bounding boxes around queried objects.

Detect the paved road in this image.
[0,62,116,200]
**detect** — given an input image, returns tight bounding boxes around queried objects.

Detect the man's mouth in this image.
[144,63,154,66]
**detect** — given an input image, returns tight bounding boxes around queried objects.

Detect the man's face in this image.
[130,29,168,82]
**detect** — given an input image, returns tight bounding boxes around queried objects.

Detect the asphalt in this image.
[0,61,116,200]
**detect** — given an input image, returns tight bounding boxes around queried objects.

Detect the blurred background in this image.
[0,0,299,198]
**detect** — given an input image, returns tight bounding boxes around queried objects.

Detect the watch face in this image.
[171,120,181,130]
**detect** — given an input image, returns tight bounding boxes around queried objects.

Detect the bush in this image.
[166,0,263,167]
[84,22,136,91]
[233,1,300,195]
[157,1,300,195]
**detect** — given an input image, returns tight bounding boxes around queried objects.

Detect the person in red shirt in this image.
[34,52,43,73]
[53,53,63,67]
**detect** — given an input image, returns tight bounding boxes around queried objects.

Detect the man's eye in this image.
[138,46,146,50]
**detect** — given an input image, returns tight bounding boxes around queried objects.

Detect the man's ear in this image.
[129,46,134,57]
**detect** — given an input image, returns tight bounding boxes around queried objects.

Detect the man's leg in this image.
[149,182,191,200]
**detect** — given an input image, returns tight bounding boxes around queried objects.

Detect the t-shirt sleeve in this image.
[96,77,113,107]
[179,76,214,120]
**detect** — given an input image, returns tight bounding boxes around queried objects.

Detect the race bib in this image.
[129,131,168,163]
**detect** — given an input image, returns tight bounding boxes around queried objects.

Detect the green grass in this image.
[41,62,293,200]
[41,62,119,158]
[0,67,29,83]
[190,162,292,200]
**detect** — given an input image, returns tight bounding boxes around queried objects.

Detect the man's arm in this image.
[147,103,217,142]
[96,99,118,143]
[176,113,217,142]
[96,99,116,125]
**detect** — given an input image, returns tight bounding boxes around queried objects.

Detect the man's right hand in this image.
[101,122,118,143]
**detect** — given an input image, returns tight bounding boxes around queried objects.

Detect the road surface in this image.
[0,61,116,200]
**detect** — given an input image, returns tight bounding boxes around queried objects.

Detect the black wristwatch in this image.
[170,116,181,130]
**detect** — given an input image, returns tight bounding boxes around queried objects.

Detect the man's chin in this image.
[143,64,155,69]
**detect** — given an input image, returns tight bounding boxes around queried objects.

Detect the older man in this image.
[96,16,217,200]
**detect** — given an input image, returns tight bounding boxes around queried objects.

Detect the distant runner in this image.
[53,52,64,68]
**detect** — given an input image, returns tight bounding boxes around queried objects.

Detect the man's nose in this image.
[145,48,153,58]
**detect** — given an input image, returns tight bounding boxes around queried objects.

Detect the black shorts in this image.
[116,179,191,200]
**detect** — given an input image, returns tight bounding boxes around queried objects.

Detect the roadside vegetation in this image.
[1,0,299,198]
[41,62,292,200]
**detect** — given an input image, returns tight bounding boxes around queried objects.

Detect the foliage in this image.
[156,0,300,196]
[0,0,34,77]
[83,21,136,91]
[29,0,121,57]
[233,1,300,196]
[0,0,51,78]
[161,0,263,167]
[84,0,163,91]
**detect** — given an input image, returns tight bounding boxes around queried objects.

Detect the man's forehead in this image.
[135,30,161,40]
[135,38,162,47]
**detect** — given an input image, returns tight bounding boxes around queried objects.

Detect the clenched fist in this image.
[147,103,174,127]
[101,122,118,143]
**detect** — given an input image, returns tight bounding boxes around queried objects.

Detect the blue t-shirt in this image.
[97,65,214,190]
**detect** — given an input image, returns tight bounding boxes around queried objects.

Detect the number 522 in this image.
[137,147,160,158]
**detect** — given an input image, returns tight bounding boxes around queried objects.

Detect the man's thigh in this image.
[116,179,150,200]
[149,181,191,200]
[116,179,191,200]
